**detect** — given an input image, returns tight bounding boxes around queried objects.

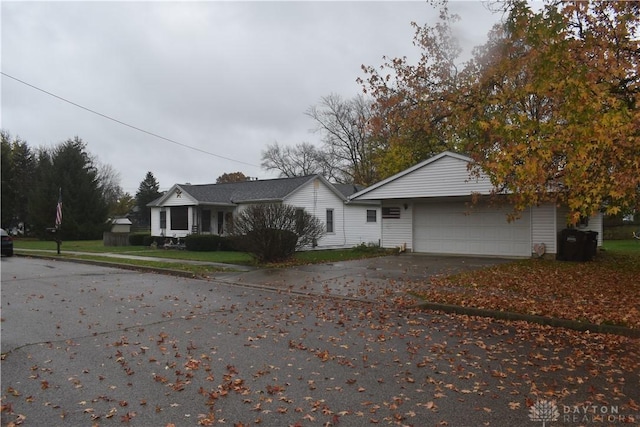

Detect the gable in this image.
[162,186,198,206]
[284,177,345,207]
[351,152,495,201]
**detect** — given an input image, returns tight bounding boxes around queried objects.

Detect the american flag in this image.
[55,188,62,228]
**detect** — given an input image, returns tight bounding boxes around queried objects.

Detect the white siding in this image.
[380,200,414,250]
[285,178,370,248]
[355,156,495,200]
[343,205,382,247]
[163,190,197,207]
[150,206,193,238]
[531,204,558,254]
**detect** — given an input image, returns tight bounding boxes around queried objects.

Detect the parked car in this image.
[1,228,14,257]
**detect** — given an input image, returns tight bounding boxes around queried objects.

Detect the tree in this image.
[306,94,379,185]
[228,203,325,262]
[111,193,136,217]
[461,1,640,223]
[1,131,35,231]
[359,7,465,179]
[28,137,109,239]
[261,141,330,179]
[216,172,250,184]
[135,172,162,227]
[96,161,127,218]
[361,1,640,224]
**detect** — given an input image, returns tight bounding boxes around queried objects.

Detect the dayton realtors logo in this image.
[529,400,636,425]
[529,400,560,427]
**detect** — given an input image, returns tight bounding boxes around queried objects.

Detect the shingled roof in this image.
[149,175,348,206]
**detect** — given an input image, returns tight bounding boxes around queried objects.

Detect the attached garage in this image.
[349,151,602,258]
[413,200,531,257]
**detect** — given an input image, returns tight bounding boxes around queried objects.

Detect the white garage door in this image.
[413,201,531,257]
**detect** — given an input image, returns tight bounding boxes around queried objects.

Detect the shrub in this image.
[184,234,232,251]
[143,235,159,246]
[228,203,325,262]
[129,232,150,246]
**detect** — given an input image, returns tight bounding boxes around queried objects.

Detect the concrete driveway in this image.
[212,254,514,300]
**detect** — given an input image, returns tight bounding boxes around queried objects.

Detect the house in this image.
[148,175,381,249]
[348,151,603,258]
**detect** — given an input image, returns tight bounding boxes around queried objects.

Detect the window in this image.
[217,211,225,235]
[202,210,211,232]
[382,207,401,219]
[160,210,166,229]
[326,209,334,233]
[366,209,377,223]
[294,209,305,235]
[171,206,188,230]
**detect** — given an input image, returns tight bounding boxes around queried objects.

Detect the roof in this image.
[332,183,364,198]
[349,151,475,200]
[111,217,133,225]
[148,175,347,207]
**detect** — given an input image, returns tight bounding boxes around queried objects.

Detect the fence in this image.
[602,224,639,240]
[103,232,130,247]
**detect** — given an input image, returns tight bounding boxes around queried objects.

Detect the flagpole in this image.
[55,188,62,254]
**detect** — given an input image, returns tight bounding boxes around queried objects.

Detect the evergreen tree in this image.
[135,172,162,227]
[29,137,109,239]
[1,131,35,231]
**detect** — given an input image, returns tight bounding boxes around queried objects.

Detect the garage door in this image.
[413,201,531,256]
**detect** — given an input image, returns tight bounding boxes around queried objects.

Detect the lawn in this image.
[412,242,640,330]
[12,238,393,267]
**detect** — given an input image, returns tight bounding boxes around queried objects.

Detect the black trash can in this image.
[584,231,598,261]
[557,229,587,261]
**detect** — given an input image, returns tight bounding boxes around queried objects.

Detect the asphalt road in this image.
[2,256,639,426]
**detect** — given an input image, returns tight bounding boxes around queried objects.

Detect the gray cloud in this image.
[1,1,500,194]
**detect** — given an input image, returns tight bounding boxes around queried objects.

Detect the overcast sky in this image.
[1,1,505,194]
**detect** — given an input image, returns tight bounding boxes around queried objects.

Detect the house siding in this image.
[381,200,414,250]
[355,156,494,200]
[285,178,353,248]
[343,205,382,247]
[532,204,557,254]
[150,206,195,238]
[556,206,603,247]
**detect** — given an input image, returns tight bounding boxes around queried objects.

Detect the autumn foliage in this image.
[413,252,640,330]
[362,1,640,224]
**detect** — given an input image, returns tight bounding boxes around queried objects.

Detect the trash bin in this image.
[557,229,587,261]
[557,229,598,261]
[584,231,598,261]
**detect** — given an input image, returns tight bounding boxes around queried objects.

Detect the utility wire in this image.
[1,72,260,168]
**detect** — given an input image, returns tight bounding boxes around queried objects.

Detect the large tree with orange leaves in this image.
[463,0,639,223]
[363,1,639,224]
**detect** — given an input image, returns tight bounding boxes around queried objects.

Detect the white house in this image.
[348,151,602,258]
[148,175,381,249]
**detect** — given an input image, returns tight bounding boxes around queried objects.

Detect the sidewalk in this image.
[14,248,255,271]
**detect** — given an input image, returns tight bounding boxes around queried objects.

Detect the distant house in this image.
[148,175,381,249]
[109,217,133,233]
[349,151,603,258]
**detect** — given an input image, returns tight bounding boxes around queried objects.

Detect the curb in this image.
[15,253,205,279]
[412,301,640,338]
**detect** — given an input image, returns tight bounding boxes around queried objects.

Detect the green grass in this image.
[601,239,640,253]
[13,238,392,271]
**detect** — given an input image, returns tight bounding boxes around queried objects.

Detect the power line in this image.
[1,72,260,168]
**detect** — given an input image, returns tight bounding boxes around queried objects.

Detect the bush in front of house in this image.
[228,203,325,262]
[129,232,151,246]
[184,234,233,251]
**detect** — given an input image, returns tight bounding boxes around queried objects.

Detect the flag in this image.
[55,188,63,228]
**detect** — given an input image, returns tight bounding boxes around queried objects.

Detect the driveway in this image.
[212,254,513,300]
